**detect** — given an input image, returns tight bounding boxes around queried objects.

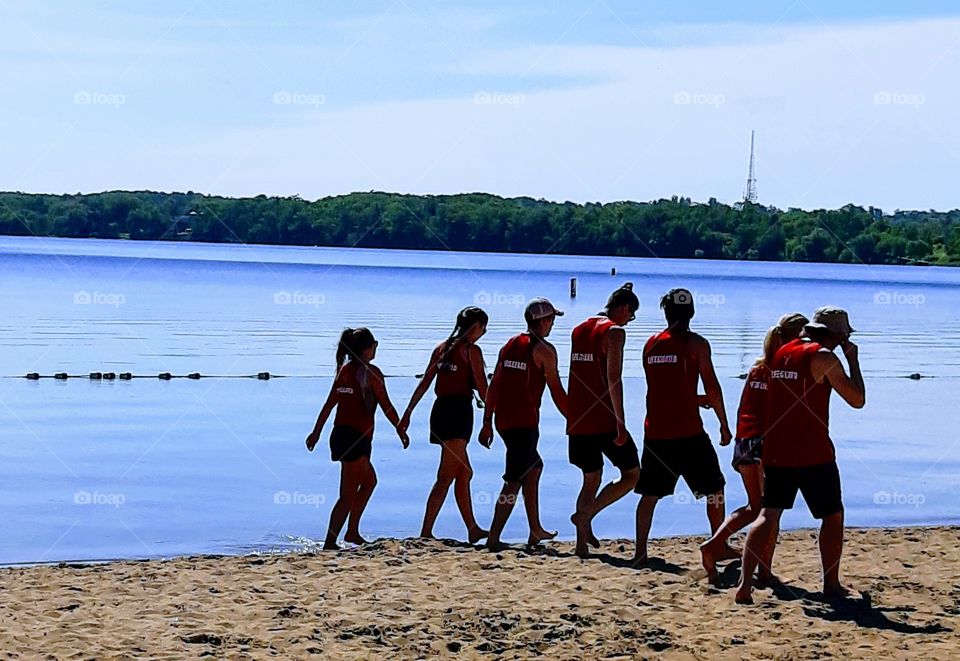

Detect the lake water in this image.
[1,235,958,564]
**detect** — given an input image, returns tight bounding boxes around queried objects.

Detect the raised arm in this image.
[370,366,409,448]
[604,327,629,445]
[536,341,568,417]
[695,335,732,446]
[306,380,338,451]
[811,340,865,409]
[399,344,443,433]
[469,344,489,402]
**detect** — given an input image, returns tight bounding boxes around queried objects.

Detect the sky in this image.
[1,0,959,211]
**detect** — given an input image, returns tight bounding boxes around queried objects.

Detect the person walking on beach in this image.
[567,283,641,558]
[699,312,808,584]
[481,298,568,550]
[633,289,734,566]
[306,328,409,550]
[735,307,865,604]
[400,307,490,543]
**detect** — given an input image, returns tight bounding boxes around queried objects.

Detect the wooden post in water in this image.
[570,277,577,298]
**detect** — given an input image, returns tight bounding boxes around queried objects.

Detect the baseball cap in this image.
[525,297,564,320]
[805,306,856,335]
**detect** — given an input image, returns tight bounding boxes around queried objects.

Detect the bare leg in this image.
[325,461,363,549]
[487,481,521,550]
[591,466,640,520]
[522,465,556,544]
[820,510,847,597]
[420,445,458,538]
[701,465,763,583]
[572,471,602,557]
[633,495,659,565]
[441,440,487,543]
[345,459,377,544]
[736,508,782,604]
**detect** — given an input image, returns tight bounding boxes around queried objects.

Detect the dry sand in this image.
[0,526,957,659]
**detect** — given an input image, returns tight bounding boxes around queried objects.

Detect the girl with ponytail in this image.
[699,312,808,583]
[306,327,409,550]
[399,306,490,543]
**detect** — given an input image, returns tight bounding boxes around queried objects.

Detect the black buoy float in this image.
[257,372,270,380]
[54,372,68,380]
[119,372,132,380]
[103,372,116,380]
[26,373,40,380]
[90,372,102,380]
[187,372,201,380]
[158,372,172,380]
[908,373,922,380]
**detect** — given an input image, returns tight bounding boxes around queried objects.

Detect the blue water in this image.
[0,235,958,564]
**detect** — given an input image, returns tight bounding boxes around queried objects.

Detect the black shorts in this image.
[763,461,843,519]
[568,432,640,474]
[732,437,763,470]
[330,425,372,463]
[500,427,543,483]
[430,394,474,444]
[636,433,726,498]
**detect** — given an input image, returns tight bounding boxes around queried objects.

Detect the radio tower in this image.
[743,130,758,204]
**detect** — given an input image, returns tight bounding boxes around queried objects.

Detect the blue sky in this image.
[2,1,959,210]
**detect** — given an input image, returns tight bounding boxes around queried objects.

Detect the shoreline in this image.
[3,526,956,658]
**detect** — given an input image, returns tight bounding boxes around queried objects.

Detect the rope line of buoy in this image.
[9,371,938,381]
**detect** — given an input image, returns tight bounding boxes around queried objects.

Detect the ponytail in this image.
[335,327,376,372]
[757,312,809,367]
[442,306,489,356]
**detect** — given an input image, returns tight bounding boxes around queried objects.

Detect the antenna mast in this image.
[744,130,758,204]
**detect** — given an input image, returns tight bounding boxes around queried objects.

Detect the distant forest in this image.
[1,190,958,265]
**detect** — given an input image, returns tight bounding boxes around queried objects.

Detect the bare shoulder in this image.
[689,332,711,354]
[533,340,559,364]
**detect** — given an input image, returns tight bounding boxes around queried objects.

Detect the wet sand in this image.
[0,526,956,659]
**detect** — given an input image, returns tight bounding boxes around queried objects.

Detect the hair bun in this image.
[622,282,633,290]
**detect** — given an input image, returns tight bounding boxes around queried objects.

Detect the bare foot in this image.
[734,585,754,605]
[823,583,855,601]
[630,554,648,568]
[468,526,489,544]
[575,542,590,559]
[527,529,557,545]
[343,532,368,545]
[717,543,741,561]
[699,542,719,585]
[322,540,341,551]
[419,530,436,540]
[486,538,507,552]
[570,513,599,550]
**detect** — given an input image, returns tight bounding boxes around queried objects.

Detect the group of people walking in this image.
[305,283,864,603]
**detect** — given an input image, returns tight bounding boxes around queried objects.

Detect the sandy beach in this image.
[0,526,956,659]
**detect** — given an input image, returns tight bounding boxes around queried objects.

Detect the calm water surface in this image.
[0,236,958,564]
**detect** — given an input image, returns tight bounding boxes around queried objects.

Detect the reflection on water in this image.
[0,236,958,563]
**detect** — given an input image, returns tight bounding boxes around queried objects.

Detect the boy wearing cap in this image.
[481,298,568,550]
[567,283,641,558]
[633,288,734,565]
[735,306,865,604]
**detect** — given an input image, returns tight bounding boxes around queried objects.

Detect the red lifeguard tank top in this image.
[333,361,378,438]
[567,317,618,435]
[434,341,474,397]
[643,329,704,440]
[494,333,546,432]
[763,339,834,468]
[736,364,769,441]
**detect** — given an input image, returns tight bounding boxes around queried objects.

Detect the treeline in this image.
[1,190,958,265]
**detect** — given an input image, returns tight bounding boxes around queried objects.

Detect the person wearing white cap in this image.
[480,298,568,550]
[736,306,865,605]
